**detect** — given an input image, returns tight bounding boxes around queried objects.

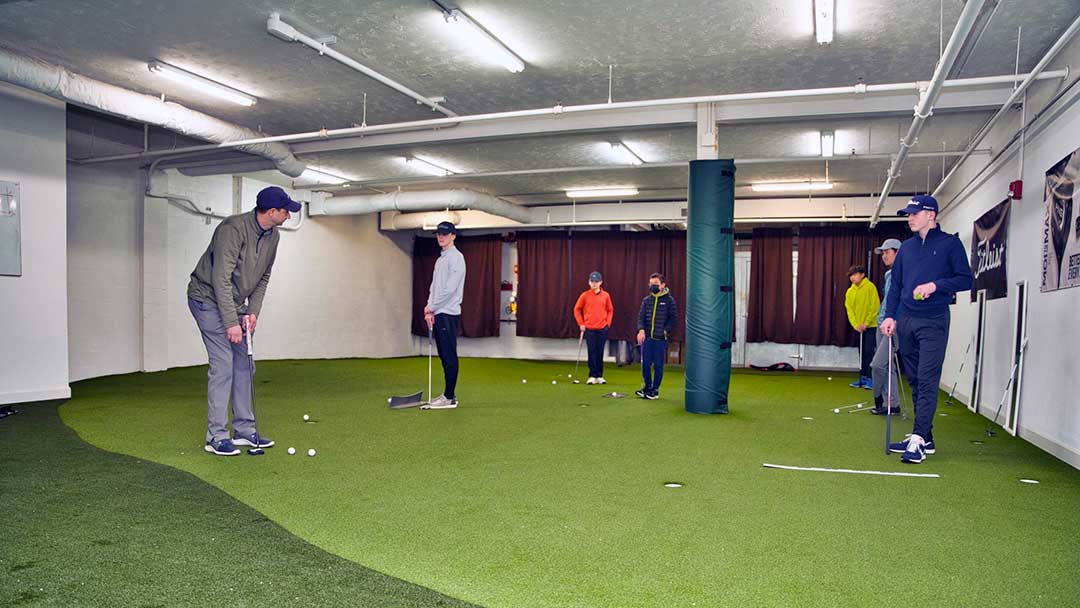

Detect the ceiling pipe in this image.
[0,47,306,177]
[931,13,1080,206]
[311,188,531,224]
[267,12,457,118]
[76,69,1066,166]
[866,0,989,226]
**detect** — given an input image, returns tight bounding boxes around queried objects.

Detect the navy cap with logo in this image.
[255,186,301,212]
[897,194,938,216]
[588,271,602,282]
[435,221,457,235]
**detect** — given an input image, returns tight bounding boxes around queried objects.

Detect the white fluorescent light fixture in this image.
[751,182,834,192]
[444,9,525,73]
[566,187,639,198]
[814,0,834,45]
[820,131,835,158]
[610,142,645,165]
[405,156,454,176]
[299,168,348,185]
[147,60,257,106]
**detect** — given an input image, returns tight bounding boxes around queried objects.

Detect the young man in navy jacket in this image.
[879,195,972,463]
[636,273,677,400]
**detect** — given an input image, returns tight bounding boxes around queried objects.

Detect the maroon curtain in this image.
[517,231,687,342]
[411,236,501,337]
[746,228,794,343]
[792,224,909,346]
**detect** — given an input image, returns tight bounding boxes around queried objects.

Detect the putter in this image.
[944,335,974,406]
[389,325,432,409]
[885,334,894,454]
[572,329,584,384]
[890,347,909,420]
[244,319,265,456]
[987,338,1028,437]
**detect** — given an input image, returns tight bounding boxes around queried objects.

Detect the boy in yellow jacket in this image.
[845,264,879,389]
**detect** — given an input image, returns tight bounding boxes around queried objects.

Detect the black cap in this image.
[255,186,301,212]
[436,221,457,235]
[588,271,602,281]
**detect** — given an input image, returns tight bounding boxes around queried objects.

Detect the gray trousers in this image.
[188,298,255,443]
[871,327,900,409]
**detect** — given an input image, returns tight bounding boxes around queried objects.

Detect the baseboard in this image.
[0,386,72,405]
[1013,426,1080,472]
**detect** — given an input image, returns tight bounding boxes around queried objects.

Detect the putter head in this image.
[986,428,997,437]
[247,447,265,456]
[572,380,580,384]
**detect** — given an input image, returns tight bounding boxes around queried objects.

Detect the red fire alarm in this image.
[1009,179,1023,200]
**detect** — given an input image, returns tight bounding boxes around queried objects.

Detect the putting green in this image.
[61,359,1080,607]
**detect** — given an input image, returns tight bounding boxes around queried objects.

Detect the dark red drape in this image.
[517,231,687,342]
[746,227,795,343]
[792,224,909,346]
[411,235,501,337]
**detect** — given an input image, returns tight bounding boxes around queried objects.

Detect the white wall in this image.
[937,36,1080,468]
[67,167,415,378]
[0,85,70,404]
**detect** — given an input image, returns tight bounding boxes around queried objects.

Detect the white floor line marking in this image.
[762,463,941,478]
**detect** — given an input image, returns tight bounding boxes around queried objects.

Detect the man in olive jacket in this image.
[187,186,299,456]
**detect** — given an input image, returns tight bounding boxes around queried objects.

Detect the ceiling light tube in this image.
[405,156,454,176]
[814,0,834,45]
[610,142,645,165]
[147,60,257,106]
[299,168,348,185]
[566,187,639,198]
[444,9,526,73]
[820,131,835,157]
[751,182,834,192]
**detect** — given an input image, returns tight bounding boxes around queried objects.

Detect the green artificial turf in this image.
[0,399,477,608]
[15,358,1080,607]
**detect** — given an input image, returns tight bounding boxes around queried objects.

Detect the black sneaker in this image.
[645,390,659,400]
[635,389,648,399]
[869,406,901,416]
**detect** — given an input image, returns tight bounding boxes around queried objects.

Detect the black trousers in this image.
[433,313,460,399]
[898,314,950,442]
[585,328,608,378]
[859,330,876,378]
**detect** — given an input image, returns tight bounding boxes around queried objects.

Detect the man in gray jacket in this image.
[423,221,466,410]
[187,186,299,455]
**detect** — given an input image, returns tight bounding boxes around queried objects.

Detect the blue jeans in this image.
[898,315,950,442]
[642,338,667,391]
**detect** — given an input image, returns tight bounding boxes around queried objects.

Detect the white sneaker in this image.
[597,377,607,384]
[421,394,458,410]
[586,377,597,385]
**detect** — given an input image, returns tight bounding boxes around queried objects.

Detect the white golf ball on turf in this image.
[552,380,557,385]
[522,379,527,383]
[567,374,572,378]
[833,408,840,413]
[303,414,310,421]
[307,448,316,457]
[828,377,833,381]
[387,397,392,403]
[857,404,863,409]
[287,447,296,455]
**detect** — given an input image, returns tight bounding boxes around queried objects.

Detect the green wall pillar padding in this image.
[685,159,735,414]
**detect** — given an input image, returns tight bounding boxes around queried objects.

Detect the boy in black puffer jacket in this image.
[636,273,677,400]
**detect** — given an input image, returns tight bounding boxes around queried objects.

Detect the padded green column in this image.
[685,159,735,414]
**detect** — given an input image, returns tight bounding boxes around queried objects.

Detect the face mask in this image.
[649,284,661,294]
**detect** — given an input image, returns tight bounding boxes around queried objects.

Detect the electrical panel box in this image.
[0,181,20,276]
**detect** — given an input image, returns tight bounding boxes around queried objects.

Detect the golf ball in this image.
[833,408,840,413]
[307,448,316,457]
[567,374,572,378]
[303,414,310,421]
[828,377,833,381]
[552,380,557,385]
[387,397,392,403]
[287,447,296,455]
[857,404,863,409]
[522,379,527,383]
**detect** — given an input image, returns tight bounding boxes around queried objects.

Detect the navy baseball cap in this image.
[255,186,301,212]
[435,221,457,235]
[897,194,938,216]
[588,271,602,281]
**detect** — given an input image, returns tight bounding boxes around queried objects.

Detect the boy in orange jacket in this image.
[573,271,614,384]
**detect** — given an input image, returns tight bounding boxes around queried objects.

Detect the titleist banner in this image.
[971,198,1010,302]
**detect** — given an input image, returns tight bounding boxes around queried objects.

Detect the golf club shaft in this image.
[428,326,433,404]
[574,330,584,377]
[885,334,893,454]
[245,317,260,452]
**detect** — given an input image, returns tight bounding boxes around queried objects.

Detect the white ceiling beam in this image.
[292,83,1021,156]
